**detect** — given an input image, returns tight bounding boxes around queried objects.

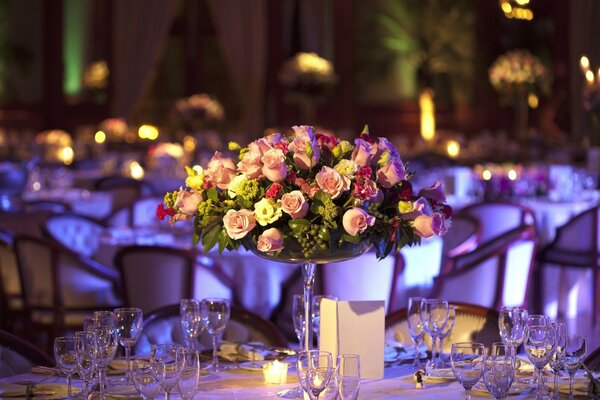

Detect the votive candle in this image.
[262,360,288,384]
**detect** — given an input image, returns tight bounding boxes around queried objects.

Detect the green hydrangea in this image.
[237,179,261,202]
[164,191,177,208]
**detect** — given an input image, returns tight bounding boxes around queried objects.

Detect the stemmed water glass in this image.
[93,310,119,397]
[407,297,425,368]
[564,336,587,400]
[549,322,567,399]
[498,307,528,356]
[132,359,162,400]
[524,324,556,400]
[437,304,456,366]
[337,354,360,400]
[451,342,485,400]
[75,330,97,400]
[483,342,516,400]
[177,349,201,400]
[180,299,202,350]
[420,299,449,370]
[312,295,338,347]
[297,350,334,400]
[201,298,231,372]
[114,307,143,381]
[53,336,77,398]
[150,344,185,400]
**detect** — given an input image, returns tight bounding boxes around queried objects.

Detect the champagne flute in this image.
[132,359,162,400]
[524,324,556,400]
[177,349,201,400]
[564,336,587,400]
[293,294,306,347]
[311,295,338,347]
[407,297,425,368]
[483,342,515,400]
[114,307,143,381]
[498,307,528,356]
[180,299,202,350]
[53,336,77,398]
[420,299,449,370]
[437,304,456,365]
[201,298,231,372]
[450,342,485,400]
[150,344,184,400]
[75,330,97,400]
[549,322,567,400]
[337,354,360,400]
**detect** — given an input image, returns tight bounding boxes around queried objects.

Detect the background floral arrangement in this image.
[488,49,551,100]
[473,163,550,200]
[173,93,225,130]
[158,125,452,260]
[278,52,338,96]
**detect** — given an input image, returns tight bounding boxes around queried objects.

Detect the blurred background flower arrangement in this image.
[489,49,551,101]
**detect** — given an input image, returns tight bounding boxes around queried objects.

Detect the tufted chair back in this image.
[458,201,536,243]
[43,213,105,258]
[440,214,481,273]
[0,329,53,378]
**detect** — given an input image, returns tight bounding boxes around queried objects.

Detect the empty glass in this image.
[450,342,485,400]
[337,354,360,400]
[564,336,587,400]
[75,330,97,400]
[177,349,201,400]
[526,314,550,327]
[498,307,528,356]
[524,324,556,400]
[293,294,307,347]
[180,299,202,350]
[407,297,425,368]
[483,342,515,400]
[201,298,231,372]
[53,336,77,398]
[311,295,338,347]
[114,307,143,380]
[420,299,449,370]
[150,344,184,400]
[438,304,456,365]
[93,311,118,397]
[549,322,567,400]
[297,350,333,400]
[132,359,162,400]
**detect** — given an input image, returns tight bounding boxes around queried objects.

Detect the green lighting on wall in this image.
[63,0,84,96]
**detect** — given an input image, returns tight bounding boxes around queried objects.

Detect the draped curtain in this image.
[207,0,267,136]
[111,0,178,119]
[298,0,333,60]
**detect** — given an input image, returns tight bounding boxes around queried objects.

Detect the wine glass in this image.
[180,299,202,350]
[200,298,231,372]
[114,307,143,381]
[150,344,184,400]
[293,294,307,347]
[53,336,77,398]
[407,297,425,368]
[564,336,587,400]
[450,342,485,400]
[420,299,449,370]
[93,311,118,397]
[524,324,556,400]
[132,359,162,400]
[549,322,567,400]
[75,330,97,400]
[297,350,333,400]
[177,349,201,400]
[311,295,338,347]
[337,354,360,400]
[527,314,549,327]
[483,342,515,400]
[437,304,456,366]
[498,307,528,356]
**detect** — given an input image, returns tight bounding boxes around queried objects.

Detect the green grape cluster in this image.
[290,223,330,258]
[367,203,393,224]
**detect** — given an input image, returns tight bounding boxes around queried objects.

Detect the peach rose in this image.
[261,148,287,182]
[257,228,285,252]
[413,212,447,238]
[248,138,272,156]
[223,209,256,240]
[281,190,309,218]
[205,152,237,190]
[237,151,263,179]
[342,208,375,236]
[418,181,447,203]
[289,125,320,170]
[351,138,375,167]
[376,158,407,188]
[315,166,349,199]
[174,188,203,215]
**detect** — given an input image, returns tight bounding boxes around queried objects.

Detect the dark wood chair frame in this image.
[458,200,538,238]
[0,329,54,367]
[440,213,482,275]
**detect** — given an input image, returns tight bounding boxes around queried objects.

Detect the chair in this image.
[319,252,405,314]
[537,205,600,323]
[0,230,24,332]
[385,302,501,353]
[104,197,166,228]
[114,245,235,313]
[134,303,288,355]
[13,235,122,348]
[585,345,600,372]
[42,212,105,258]
[0,329,54,378]
[431,225,537,309]
[23,199,72,213]
[440,214,481,273]
[94,176,147,218]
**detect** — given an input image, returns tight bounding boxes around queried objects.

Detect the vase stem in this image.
[302,262,317,352]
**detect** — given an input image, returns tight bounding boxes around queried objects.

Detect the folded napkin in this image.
[0,382,80,398]
[219,342,274,362]
[384,342,428,363]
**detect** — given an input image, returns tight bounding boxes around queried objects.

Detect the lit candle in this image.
[262,360,288,384]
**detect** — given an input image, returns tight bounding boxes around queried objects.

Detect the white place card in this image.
[319,299,385,379]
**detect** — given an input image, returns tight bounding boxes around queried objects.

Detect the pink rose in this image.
[174,188,203,215]
[281,190,309,218]
[289,125,320,170]
[206,152,237,190]
[261,148,287,182]
[342,208,376,236]
[315,166,349,199]
[351,138,376,167]
[418,181,447,203]
[413,212,447,238]
[376,159,407,188]
[248,138,272,156]
[266,132,282,145]
[257,228,285,252]
[237,151,263,179]
[223,209,256,240]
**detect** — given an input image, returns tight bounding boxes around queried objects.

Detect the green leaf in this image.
[343,234,361,244]
[202,224,221,253]
[218,229,230,254]
[207,188,219,202]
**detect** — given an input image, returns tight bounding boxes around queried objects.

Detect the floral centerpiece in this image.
[473,163,550,201]
[580,56,600,147]
[173,93,225,132]
[157,125,452,261]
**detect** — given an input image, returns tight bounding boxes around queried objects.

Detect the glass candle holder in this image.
[263,360,289,384]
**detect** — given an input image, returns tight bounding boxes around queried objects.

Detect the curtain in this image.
[207,0,267,137]
[111,0,178,119]
[299,0,333,59]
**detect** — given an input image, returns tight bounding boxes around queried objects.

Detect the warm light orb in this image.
[446,140,460,158]
[183,135,197,152]
[482,170,492,181]
[129,162,145,180]
[419,90,436,141]
[138,124,159,140]
[508,169,518,181]
[501,1,512,14]
[527,93,539,109]
[515,0,529,5]
[59,146,74,165]
[32,181,41,191]
[95,130,106,144]
[580,56,590,70]
[586,70,595,84]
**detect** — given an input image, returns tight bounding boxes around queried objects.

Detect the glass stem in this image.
[466,387,472,400]
[83,381,89,400]
[66,374,72,397]
[212,334,219,370]
[569,372,574,399]
[553,371,559,399]
[165,390,171,400]
[302,262,316,352]
[125,345,131,380]
[438,337,444,359]
[431,336,438,367]
[99,367,107,399]
[413,337,421,366]
[537,368,544,400]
